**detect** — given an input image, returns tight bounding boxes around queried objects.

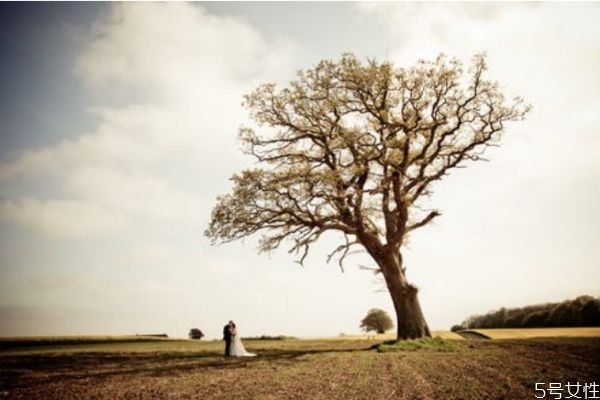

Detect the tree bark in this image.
[379,251,431,341]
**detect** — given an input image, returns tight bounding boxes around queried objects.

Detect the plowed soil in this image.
[1,337,599,399]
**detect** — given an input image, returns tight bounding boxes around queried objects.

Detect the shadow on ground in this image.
[1,345,372,389]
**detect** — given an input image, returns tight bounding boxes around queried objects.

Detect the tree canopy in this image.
[206,53,528,266]
[206,53,529,340]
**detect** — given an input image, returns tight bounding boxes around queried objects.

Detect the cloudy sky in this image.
[0,2,598,339]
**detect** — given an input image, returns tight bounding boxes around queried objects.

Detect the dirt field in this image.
[1,336,599,399]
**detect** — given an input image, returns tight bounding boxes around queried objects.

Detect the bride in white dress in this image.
[229,323,257,357]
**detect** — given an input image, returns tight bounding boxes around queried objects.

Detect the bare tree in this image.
[206,53,529,340]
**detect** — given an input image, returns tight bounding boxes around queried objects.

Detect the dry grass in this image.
[467,327,600,339]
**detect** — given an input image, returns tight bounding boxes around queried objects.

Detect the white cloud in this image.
[358,3,600,111]
[78,4,292,93]
[0,198,127,237]
[0,2,296,238]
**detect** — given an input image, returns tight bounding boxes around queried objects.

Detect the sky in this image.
[0,2,598,340]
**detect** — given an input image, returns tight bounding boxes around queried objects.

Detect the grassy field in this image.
[1,330,599,399]
[463,327,600,339]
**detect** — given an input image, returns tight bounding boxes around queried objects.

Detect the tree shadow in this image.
[0,346,371,389]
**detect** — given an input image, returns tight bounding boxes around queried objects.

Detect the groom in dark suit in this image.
[223,320,233,357]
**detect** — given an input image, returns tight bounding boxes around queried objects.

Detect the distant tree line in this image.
[452,295,600,331]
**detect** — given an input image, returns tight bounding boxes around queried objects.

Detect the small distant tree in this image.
[361,308,394,334]
[189,328,204,340]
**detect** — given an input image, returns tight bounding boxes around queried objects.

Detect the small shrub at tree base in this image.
[376,337,459,352]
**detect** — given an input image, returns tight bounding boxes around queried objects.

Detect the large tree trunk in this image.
[379,251,431,341]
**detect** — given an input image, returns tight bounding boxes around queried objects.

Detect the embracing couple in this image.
[223,320,257,357]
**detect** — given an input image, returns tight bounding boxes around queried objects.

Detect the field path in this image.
[455,330,490,340]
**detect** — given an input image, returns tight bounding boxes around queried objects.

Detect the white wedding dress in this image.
[230,334,257,357]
